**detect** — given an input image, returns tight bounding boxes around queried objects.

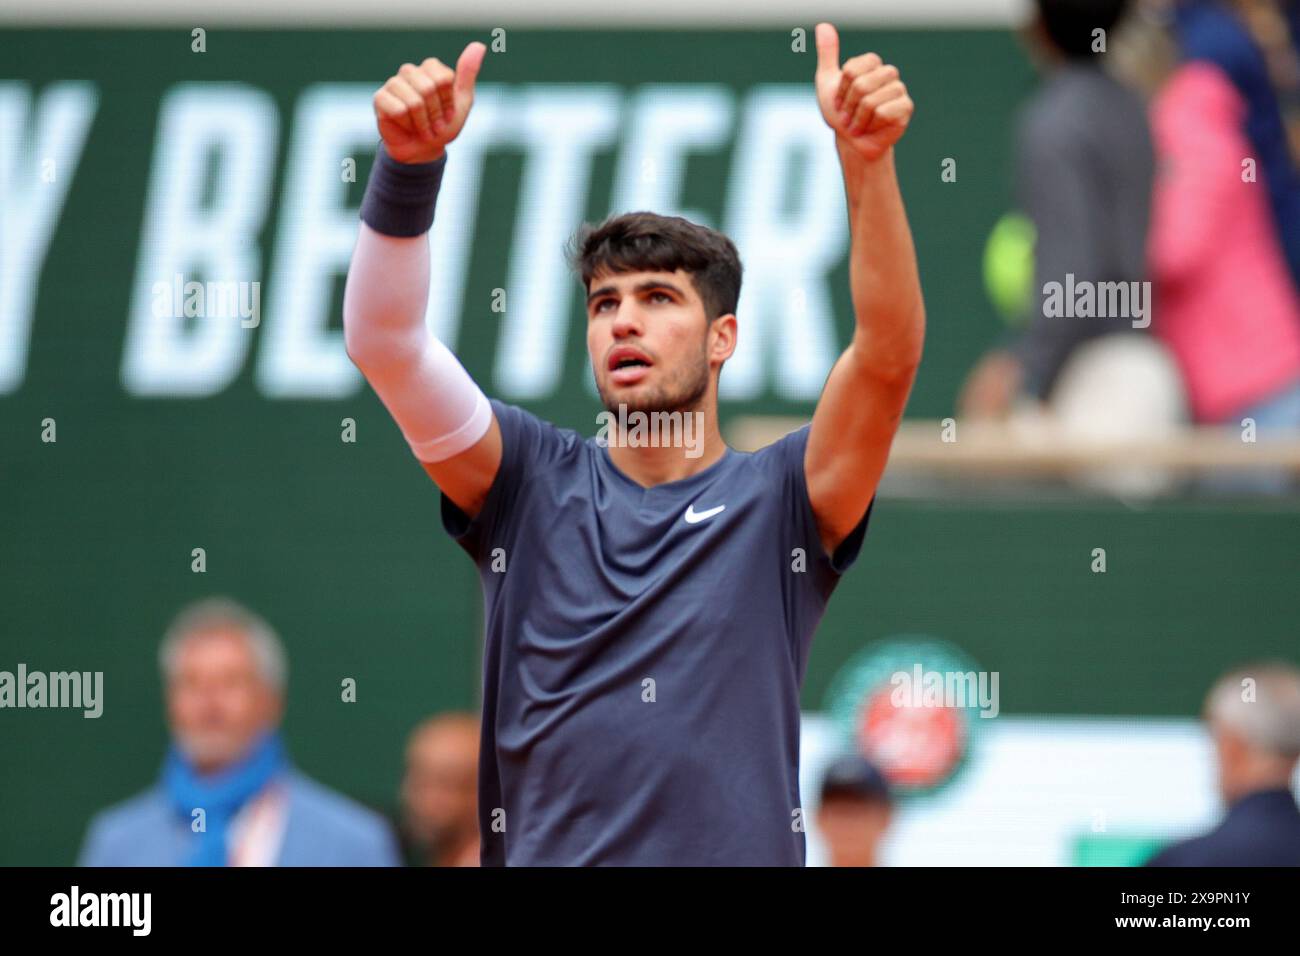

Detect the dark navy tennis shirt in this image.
[441,399,872,866]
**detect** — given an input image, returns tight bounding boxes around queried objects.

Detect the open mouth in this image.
[608,347,653,384]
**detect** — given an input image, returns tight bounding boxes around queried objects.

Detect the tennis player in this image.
[343,22,924,865]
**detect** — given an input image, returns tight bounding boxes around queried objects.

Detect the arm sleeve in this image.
[343,150,492,463]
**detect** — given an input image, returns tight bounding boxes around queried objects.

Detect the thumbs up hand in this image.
[814,23,913,163]
[373,41,487,164]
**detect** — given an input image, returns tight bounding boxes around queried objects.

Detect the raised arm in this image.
[805,23,925,555]
[343,43,503,519]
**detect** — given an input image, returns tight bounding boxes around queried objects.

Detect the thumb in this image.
[814,22,839,78]
[454,41,487,97]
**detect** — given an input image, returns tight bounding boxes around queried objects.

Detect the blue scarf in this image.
[162,731,287,866]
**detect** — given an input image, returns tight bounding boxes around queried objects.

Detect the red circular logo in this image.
[858,685,966,790]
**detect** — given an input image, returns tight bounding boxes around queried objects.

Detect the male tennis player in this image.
[343,22,924,865]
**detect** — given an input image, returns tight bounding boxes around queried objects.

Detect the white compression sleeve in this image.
[342,222,492,462]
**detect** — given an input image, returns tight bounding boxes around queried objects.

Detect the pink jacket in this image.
[1149,62,1300,422]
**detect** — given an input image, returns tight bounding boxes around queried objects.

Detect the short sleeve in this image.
[439,399,575,563]
[766,424,873,596]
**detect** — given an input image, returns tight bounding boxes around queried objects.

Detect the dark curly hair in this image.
[1036,0,1132,59]
[567,211,743,322]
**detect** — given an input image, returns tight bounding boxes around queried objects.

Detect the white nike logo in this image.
[684,503,726,524]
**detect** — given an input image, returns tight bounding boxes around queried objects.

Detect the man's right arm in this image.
[342,43,501,519]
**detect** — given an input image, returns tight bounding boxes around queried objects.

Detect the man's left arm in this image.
[805,22,925,556]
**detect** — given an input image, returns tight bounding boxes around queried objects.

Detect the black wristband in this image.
[359,144,447,237]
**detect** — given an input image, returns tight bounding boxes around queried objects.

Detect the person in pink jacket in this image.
[1149,59,1300,492]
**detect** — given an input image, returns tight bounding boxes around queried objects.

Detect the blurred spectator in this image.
[1147,662,1300,865]
[1174,0,1300,290]
[1148,1,1300,493]
[816,754,894,867]
[78,598,399,866]
[399,713,480,866]
[960,0,1156,421]
[1148,61,1300,449]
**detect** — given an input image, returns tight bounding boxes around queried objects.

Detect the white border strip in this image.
[1,0,1028,29]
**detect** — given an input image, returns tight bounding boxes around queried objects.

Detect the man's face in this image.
[816,796,892,867]
[585,268,730,416]
[401,722,480,850]
[165,628,280,772]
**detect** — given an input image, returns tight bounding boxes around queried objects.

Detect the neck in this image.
[192,756,230,777]
[434,829,480,867]
[1224,766,1297,805]
[604,403,727,488]
[832,848,876,868]
[176,730,279,779]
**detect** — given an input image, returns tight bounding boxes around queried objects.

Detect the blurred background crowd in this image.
[961,0,1300,497]
[76,593,1300,867]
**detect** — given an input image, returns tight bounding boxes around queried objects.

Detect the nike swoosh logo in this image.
[684,503,726,524]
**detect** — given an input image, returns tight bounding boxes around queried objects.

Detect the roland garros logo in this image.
[824,637,997,796]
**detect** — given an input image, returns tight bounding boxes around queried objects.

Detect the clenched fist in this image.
[373,42,487,165]
[814,23,913,162]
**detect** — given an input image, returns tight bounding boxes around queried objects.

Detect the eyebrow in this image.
[586,279,686,307]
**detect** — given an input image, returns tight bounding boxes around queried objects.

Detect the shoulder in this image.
[86,787,171,835]
[1019,68,1136,151]
[80,787,172,864]
[1178,3,1265,77]
[284,771,395,849]
[1147,805,1300,866]
[1155,62,1241,128]
[736,424,813,506]
[744,423,810,475]
[440,401,590,555]
[1145,833,1213,867]
[490,398,587,470]
[1018,74,1086,141]
[741,424,816,525]
[748,421,874,579]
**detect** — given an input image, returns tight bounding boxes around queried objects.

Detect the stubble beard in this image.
[596,348,710,418]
